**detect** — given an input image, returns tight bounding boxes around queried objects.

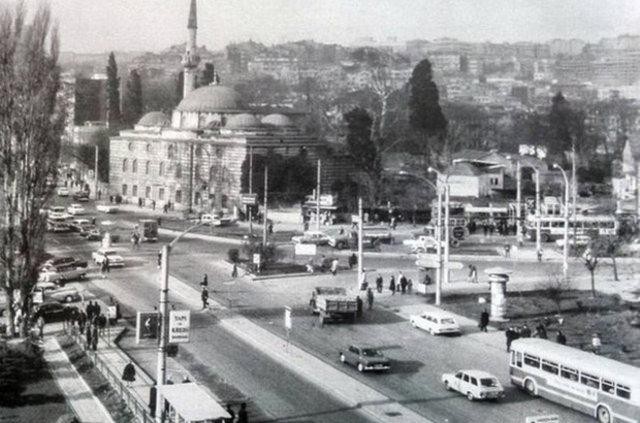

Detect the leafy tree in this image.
[122,69,143,126]
[60,128,110,183]
[106,52,121,124]
[0,4,65,336]
[408,59,447,163]
[583,247,599,298]
[175,71,184,105]
[200,62,215,87]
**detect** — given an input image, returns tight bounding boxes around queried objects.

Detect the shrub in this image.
[227,248,240,263]
[242,240,280,264]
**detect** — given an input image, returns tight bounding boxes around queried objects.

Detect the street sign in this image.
[241,193,257,205]
[32,290,43,304]
[294,243,317,256]
[136,311,159,343]
[169,310,191,344]
[452,227,465,239]
[525,415,559,423]
[284,306,292,330]
[253,253,261,265]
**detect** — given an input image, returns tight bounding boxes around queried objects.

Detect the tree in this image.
[175,71,184,105]
[408,59,447,163]
[106,52,121,124]
[583,247,599,298]
[343,108,381,200]
[122,69,143,126]
[540,273,571,314]
[0,4,65,336]
[200,62,215,87]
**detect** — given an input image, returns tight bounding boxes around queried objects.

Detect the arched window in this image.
[145,161,150,175]
[175,163,182,178]
[122,158,128,172]
[167,144,175,159]
[132,159,138,173]
[195,145,203,158]
[159,161,164,176]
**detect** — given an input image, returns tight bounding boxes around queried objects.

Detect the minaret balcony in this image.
[181,53,201,68]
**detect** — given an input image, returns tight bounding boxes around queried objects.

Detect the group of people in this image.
[377,272,413,295]
[505,322,567,352]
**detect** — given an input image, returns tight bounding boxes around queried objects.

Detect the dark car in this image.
[72,191,90,202]
[33,302,78,323]
[339,345,391,372]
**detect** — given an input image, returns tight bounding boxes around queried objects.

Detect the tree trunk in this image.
[590,270,596,298]
[610,255,619,282]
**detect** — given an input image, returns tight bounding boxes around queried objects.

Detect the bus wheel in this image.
[596,406,611,423]
[524,379,536,396]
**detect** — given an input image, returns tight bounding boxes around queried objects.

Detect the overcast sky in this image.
[18,0,640,53]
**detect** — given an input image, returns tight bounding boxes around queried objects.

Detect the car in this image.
[67,204,86,215]
[291,231,331,245]
[326,230,351,249]
[34,283,81,303]
[339,345,391,372]
[86,228,103,241]
[38,264,87,283]
[91,248,125,267]
[48,206,70,220]
[47,220,70,233]
[33,301,78,323]
[200,213,237,227]
[42,256,87,269]
[555,234,591,249]
[78,224,97,237]
[96,204,118,213]
[442,370,504,401]
[68,218,91,232]
[410,310,461,335]
[72,191,90,202]
[57,187,70,197]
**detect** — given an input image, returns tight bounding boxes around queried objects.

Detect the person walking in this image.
[504,244,511,258]
[330,258,339,276]
[200,273,208,287]
[122,361,136,387]
[231,263,238,278]
[388,276,396,295]
[468,264,478,284]
[505,327,515,352]
[86,321,92,348]
[536,249,543,262]
[104,256,110,274]
[479,309,489,332]
[375,274,383,293]
[535,321,547,339]
[366,288,374,310]
[556,330,567,345]
[591,333,602,354]
[91,323,99,351]
[237,402,248,423]
[36,315,45,340]
[201,287,209,310]
[356,296,363,317]
[348,253,357,270]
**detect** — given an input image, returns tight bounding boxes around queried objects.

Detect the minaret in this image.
[182,0,200,98]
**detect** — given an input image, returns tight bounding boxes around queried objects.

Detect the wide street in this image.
[41,200,601,423]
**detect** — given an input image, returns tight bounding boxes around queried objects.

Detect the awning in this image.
[159,383,231,421]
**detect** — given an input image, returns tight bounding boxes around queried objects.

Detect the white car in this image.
[442,370,504,401]
[201,214,236,227]
[38,265,87,283]
[555,234,591,248]
[48,206,70,220]
[91,248,125,267]
[67,204,85,215]
[410,310,461,335]
[57,187,70,197]
[96,204,118,214]
[34,282,81,303]
[291,231,331,245]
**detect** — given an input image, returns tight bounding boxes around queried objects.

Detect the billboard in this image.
[136,311,159,343]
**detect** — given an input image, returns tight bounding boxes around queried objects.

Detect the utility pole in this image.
[188,144,194,213]
[316,158,321,231]
[443,184,451,286]
[357,197,363,291]
[571,145,577,242]
[155,244,170,423]
[554,163,570,280]
[248,147,253,235]
[435,186,443,305]
[516,159,522,246]
[94,145,99,200]
[535,169,541,257]
[262,165,268,247]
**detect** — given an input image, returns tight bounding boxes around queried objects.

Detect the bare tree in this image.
[539,272,572,314]
[583,247,599,298]
[0,4,64,337]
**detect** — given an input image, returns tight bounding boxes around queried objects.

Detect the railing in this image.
[65,326,155,423]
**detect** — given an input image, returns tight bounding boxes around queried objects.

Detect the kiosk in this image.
[158,383,231,423]
[484,267,512,322]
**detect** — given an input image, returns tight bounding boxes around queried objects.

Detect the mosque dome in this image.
[226,113,262,129]
[137,111,170,127]
[261,113,293,127]
[176,85,246,113]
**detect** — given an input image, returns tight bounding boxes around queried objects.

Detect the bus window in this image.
[524,354,540,368]
[541,360,559,375]
[602,379,615,394]
[580,372,600,389]
[560,365,578,381]
[616,384,631,400]
[552,222,562,228]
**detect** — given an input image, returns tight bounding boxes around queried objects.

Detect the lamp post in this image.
[357,197,363,291]
[554,163,570,280]
[534,168,541,258]
[506,155,523,246]
[263,165,268,247]
[248,147,253,236]
[316,159,321,231]
[156,222,204,423]
[429,167,449,296]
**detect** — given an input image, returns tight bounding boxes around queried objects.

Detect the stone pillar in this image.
[484,268,512,322]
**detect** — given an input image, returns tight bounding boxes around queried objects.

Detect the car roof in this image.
[458,370,496,378]
[420,309,457,318]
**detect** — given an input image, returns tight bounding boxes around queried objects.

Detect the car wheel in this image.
[466,392,474,401]
[524,379,536,396]
[444,380,451,391]
[597,406,611,423]
[357,362,364,372]
[339,354,346,363]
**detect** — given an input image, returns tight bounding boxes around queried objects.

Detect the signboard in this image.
[107,305,118,320]
[136,311,159,343]
[284,306,292,330]
[452,226,465,239]
[32,290,44,304]
[241,193,257,206]
[169,310,191,344]
[253,253,261,265]
[294,243,317,256]
[525,415,559,423]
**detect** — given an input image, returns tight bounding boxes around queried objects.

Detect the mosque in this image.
[108,0,333,213]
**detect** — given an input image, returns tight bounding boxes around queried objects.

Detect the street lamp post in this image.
[357,197,363,291]
[263,165,268,247]
[516,159,522,246]
[248,147,253,236]
[316,159,321,231]
[554,163,570,280]
[534,168,541,257]
[429,167,449,301]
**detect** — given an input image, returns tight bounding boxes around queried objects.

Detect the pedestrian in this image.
[94,301,101,317]
[201,287,209,310]
[36,315,45,340]
[157,216,162,227]
[303,221,309,231]
[407,279,413,294]
[122,361,136,387]
[468,264,478,284]
[78,311,87,334]
[157,250,162,268]
[375,274,383,293]
[151,200,156,210]
[149,384,157,417]
[231,263,238,278]
[388,276,396,295]
[237,402,248,423]
[356,296,363,317]
[479,309,489,332]
[423,273,432,285]
[536,249,543,262]
[163,204,168,214]
[483,224,488,237]
[85,321,92,348]
[268,222,273,234]
[225,404,236,423]
[591,333,602,354]
[91,216,96,225]
[98,313,107,336]
[100,259,107,277]
[85,302,93,321]
[91,323,98,350]
[556,330,567,345]
[366,288,374,310]
[330,258,339,276]
[520,324,531,338]
[201,273,208,287]
[109,195,113,203]
[535,321,547,339]
[309,290,317,310]
[398,271,406,293]
[104,256,110,274]
[504,244,511,258]
[505,327,514,352]
[348,253,357,270]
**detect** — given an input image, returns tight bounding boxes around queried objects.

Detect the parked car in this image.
[555,234,591,249]
[47,220,70,233]
[410,310,461,335]
[403,235,443,254]
[34,283,81,303]
[91,248,125,267]
[33,301,78,323]
[96,204,118,214]
[67,204,86,215]
[78,224,97,238]
[57,187,70,197]
[291,231,331,245]
[86,228,103,241]
[42,256,87,269]
[68,218,91,232]
[38,264,87,283]
[48,206,70,220]
[339,345,391,372]
[326,230,351,249]
[72,191,90,202]
[442,370,504,401]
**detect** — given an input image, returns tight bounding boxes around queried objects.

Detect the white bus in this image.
[524,214,618,243]
[510,338,640,423]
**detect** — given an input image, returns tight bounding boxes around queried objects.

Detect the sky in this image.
[16,0,640,53]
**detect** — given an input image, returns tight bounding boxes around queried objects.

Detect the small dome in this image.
[176,85,246,113]
[137,111,170,127]
[226,113,261,129]
[261,113,293,127]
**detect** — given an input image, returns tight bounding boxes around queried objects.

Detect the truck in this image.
[310,287,358,325]
[140,219,158,242]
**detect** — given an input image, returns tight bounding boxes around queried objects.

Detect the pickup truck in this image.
[311,287,358,325]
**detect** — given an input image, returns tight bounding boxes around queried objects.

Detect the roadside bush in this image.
[227,248,240,263]
[242,240,280,265]
[0,341,45,404]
